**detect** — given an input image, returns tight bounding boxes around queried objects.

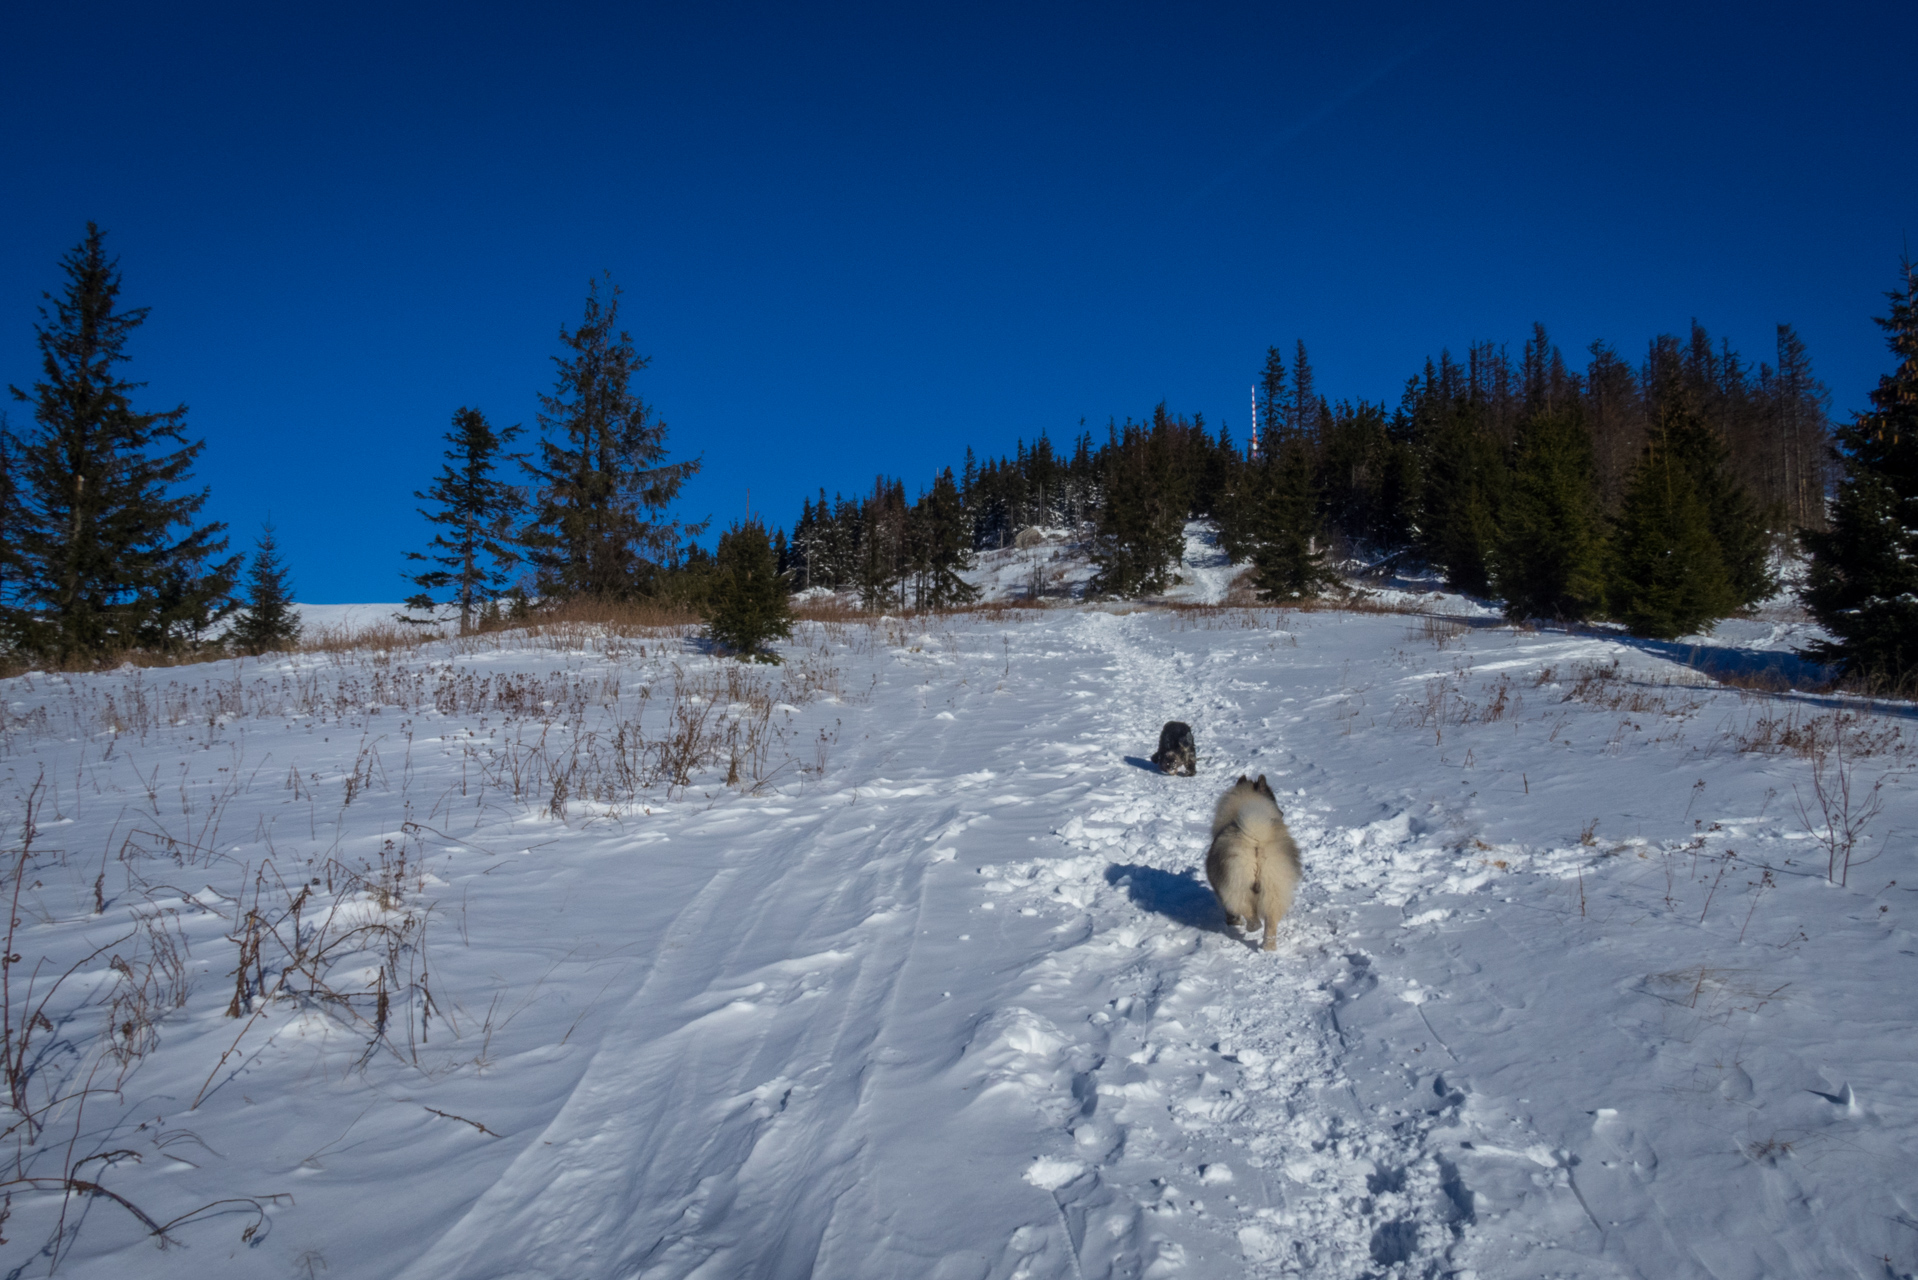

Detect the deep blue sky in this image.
[3,1,1912,602]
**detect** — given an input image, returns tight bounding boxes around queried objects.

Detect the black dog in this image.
[1151,721,1197,776]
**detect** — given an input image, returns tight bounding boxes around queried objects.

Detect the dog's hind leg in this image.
[1256,853,1298,951]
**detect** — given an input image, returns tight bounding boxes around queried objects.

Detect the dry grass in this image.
[1297,591,1445,618]
[200,838,439,1096]
[104,907,191,1076]
[1408,615,1469,648]
[1726,706,1906,759]
[1792,724,1895,887]
[0,643,224,682]
[1560,660,1707,718]
[0,594,882,1263]
[1393,668,1521,740]
[1162,604,1280,631]
[298,619,443,655]
[951,598,1052,618]
[791,597,874,625]
[0,597,708,681]
[0,776,285,1264]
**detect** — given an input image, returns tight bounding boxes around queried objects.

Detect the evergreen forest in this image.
[3,224,1916,692]
[783,324,1834,641]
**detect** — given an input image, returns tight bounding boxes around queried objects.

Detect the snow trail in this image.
[969,609,1467,1277]
[400,608,1465,1279]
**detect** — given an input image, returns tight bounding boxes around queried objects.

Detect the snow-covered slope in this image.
[921,519,1245,606]
[1,602,1911,1278]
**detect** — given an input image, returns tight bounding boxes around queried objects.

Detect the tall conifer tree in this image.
[0,425,16,608]
[1286,340,1317,441]
[857,477,909,609]
[1256,345,1286,462]
[1767,325,1832,532]
[1800,260,1918,689]
[1659,402,1774,607]
[3,224,236,659]
[1249,436,1337,600]
[1088,423,1184,597]
[1607,421,1737,639]
[404,406,524,632]
[1492,409,1606,622]
[908,468,979,609]
[1420,413,1505,595]
[521,277,701,601]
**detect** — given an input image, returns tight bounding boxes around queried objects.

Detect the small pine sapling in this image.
[705,519,793,663]
[229,521,303,654]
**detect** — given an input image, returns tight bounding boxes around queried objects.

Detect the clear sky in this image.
[2,1,1912,602]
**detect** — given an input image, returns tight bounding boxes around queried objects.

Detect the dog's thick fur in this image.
[1152,721,1197,776]
[1205,774,1301,951]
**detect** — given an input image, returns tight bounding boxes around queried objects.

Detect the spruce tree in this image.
[1419,413,1505,595]
[1285,340,1317,440]
[3,224,237,660]
[1088,423,1183,597]
[230,522,303,654]
[521,276,701,601]
[908,468,979,609]
[1249,436,1337,600]
[1256,345,1286,463]
[0,425,16,608]
[1492,409,1606,622]
[1768,325,1832,532]
[1218,350,1286,561]
[404,406,524,632]
[857,477,908,610]
[1800,259,1918,690]
[1607,423,1738,639]
[1660,402,1774,607]
[705,519,792,662]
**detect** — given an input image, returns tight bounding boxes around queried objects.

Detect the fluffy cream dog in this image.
[1205,774,1301,951]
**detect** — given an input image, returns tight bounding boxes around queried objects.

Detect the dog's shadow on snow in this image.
[1105,863,1223,931]
[1121,756,1160,772]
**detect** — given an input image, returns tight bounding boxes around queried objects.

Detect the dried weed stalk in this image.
[2,775,283,1267]
[1793,727,1890,887]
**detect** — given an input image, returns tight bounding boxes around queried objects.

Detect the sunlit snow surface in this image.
[4,571,1914,1278]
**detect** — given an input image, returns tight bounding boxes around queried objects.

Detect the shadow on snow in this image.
[1104,862,1223,932]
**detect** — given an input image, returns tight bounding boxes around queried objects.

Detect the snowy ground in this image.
[2,580,1914,1277]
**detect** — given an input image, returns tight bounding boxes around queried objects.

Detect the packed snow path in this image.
[399,610,1463,1279]
[6,603,1913,1277]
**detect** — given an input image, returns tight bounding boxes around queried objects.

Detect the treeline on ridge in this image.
[3,222,1913,689]
[782,323,1833,640]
